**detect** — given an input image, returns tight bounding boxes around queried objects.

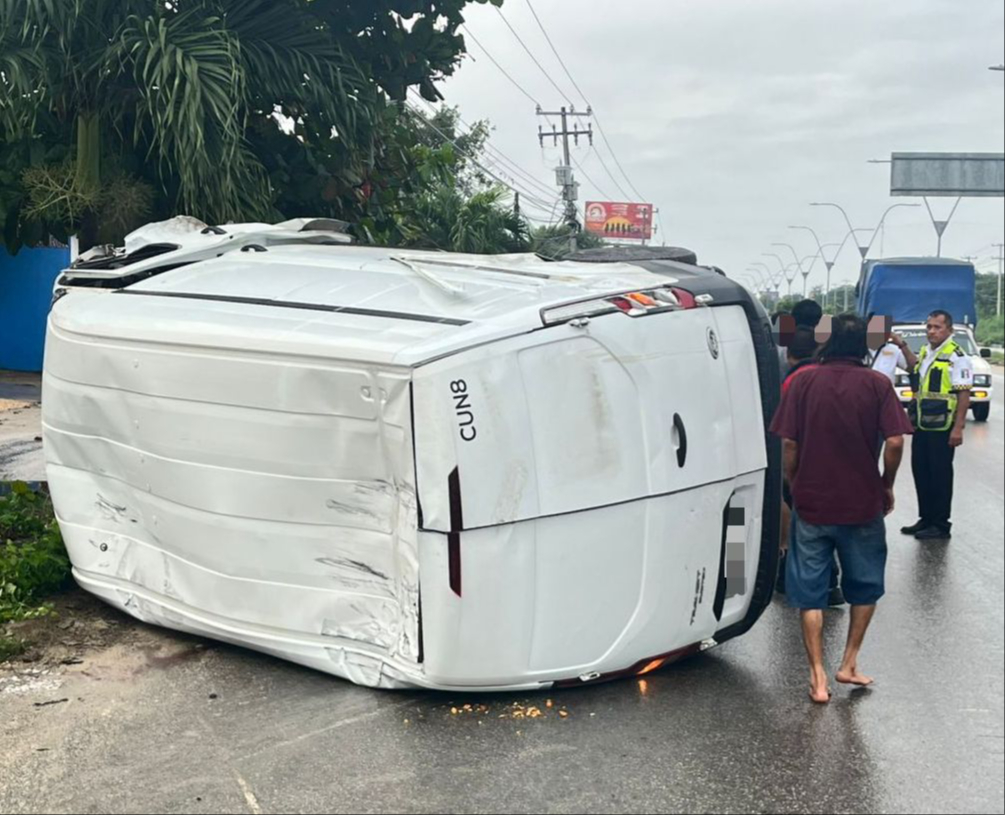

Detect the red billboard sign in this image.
[584,201,654,240]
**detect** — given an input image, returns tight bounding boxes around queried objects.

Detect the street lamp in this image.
[761,253,792,295]
[990,65,1005,72]
[751,261,783,304]
[762,252,786,274]
[811,202,920,260]
[772,242,825,297]
[739,275,763,297]
[868,203,922,256]
[745,268,769,289]
[809,201,920,286]
[789,225,836,303]
[751,262,783,294]
[783,263,802,297]
[790,225,873,310]
[810,203,868,260]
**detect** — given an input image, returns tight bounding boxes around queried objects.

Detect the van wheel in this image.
[973,403,990,422]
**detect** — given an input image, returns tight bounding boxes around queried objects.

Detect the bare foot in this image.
[809,670,832,704]
[836,668,874,687]
[809,685,832,704]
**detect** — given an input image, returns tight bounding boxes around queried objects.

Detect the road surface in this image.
[1,376,1002,814]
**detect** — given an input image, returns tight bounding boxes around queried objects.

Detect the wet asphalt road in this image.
[1,376,1002,814]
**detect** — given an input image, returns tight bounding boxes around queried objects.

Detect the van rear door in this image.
[411,304,767,684]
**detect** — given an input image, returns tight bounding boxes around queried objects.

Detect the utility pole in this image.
[538,105,593,253]
[995,243,1005,318]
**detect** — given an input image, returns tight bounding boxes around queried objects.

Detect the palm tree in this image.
[398,184,531,255]
[0,0,376,244]
[531,224,606,260]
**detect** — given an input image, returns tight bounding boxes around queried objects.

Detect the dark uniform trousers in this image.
[912,429,956,533]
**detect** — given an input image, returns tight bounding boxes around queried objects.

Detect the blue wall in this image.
[0,247,70,372]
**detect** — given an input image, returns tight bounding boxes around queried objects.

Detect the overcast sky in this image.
[438,0,1005,291]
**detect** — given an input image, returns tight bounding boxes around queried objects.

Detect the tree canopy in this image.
[0,0,501,250]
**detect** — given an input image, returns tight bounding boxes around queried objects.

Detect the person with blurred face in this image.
[770,314,913,703]
[869,314,919,386]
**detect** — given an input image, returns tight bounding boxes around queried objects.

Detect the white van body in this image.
[43,225,779,691]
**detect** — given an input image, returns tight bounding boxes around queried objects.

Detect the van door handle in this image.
[673,413,688,467]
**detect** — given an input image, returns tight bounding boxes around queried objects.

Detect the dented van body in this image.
[43,220,780,690]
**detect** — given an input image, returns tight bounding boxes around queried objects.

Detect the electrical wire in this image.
[460,26,541,108]
[520,0,648,203]
[409,92,557,200]
[571,151,614,202]
[492,6,574,107]
[405,99,558,212]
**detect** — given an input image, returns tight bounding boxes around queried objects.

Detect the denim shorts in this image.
[786,513,888,609]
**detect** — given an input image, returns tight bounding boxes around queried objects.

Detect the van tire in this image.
[973,403,990,422]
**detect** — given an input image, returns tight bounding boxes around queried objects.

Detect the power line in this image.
[522,0,590,106]
[411,95,557,200]
[586,145,631,201]
[571,151,614,202]
[406,91,557,209]
[493,6,574,107]
[592,115,647,203]
[405,101,558,212]
[461,26,541,108]
[519,0,647,203]
[466,16,639,209]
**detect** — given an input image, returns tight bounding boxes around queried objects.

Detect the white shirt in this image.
[920,337,974,390]
[871,342,909,384]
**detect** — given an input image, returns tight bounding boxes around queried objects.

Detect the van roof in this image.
[54,243,682,367]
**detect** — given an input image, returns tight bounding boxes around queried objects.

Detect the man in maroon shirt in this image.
[770,314,914,704]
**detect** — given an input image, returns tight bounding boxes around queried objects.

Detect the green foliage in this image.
[317,0,503,101]
[976,272,1002,323]
[0,483,71,625]
[530,224,605,260]
[0,634,26,662]
[976,314,1004,348]
[0,0,499,250]
[392,184,531,254]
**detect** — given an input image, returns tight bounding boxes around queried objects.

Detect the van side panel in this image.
[43,315,422,685]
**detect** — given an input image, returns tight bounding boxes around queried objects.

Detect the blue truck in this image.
[857,257,978,327]
[857,257,994,422]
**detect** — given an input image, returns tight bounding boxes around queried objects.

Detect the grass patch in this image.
[0,635,26,662]
[1,483,72,661]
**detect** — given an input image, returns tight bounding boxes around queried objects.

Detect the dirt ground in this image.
[0,371,44,482]
[2,588,193,674]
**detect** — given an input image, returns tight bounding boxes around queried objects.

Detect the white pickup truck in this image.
[891,324,995,422]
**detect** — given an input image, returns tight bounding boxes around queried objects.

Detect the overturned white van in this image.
[43,220,781,691]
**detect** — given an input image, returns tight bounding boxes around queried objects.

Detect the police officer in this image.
[902,309,973,541]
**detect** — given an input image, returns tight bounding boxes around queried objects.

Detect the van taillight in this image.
[540,285,688,326]
[670,288,698,309]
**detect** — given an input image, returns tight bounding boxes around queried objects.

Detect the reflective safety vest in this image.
[914,340,966,432]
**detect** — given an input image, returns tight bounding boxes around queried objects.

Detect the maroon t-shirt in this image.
[770,359,914,525]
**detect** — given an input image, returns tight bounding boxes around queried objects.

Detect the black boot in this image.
[901,520,927,535]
